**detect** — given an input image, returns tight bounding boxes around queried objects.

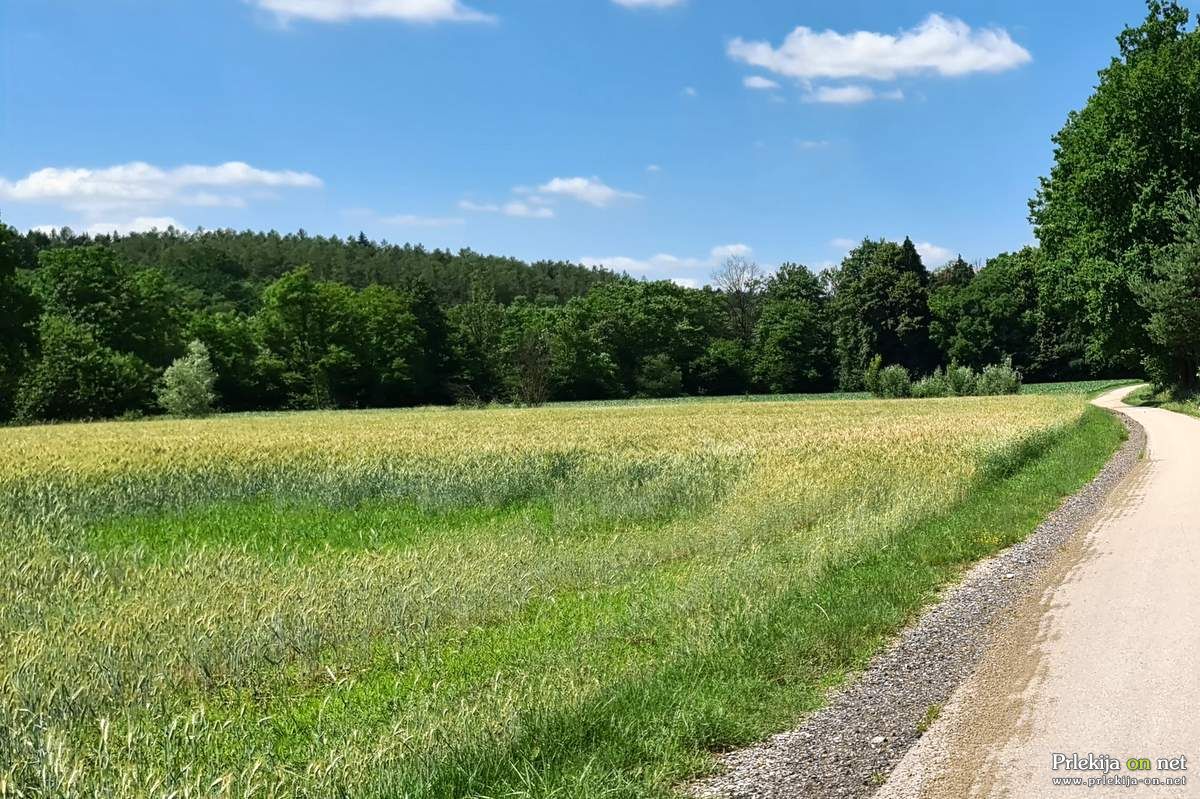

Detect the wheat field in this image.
[0,394,1117,798]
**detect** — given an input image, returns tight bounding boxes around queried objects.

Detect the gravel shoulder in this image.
[687,397,1146,799]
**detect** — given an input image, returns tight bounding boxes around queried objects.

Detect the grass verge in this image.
[1124,385,1200,420]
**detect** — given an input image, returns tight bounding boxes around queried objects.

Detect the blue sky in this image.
[0,0,1151,286]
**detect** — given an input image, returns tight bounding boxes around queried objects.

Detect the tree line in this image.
[3,0,1200,423]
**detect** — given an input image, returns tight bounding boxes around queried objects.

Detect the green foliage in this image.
[911,368,952,399]
[828,238,935,389]
[690,338,750,396]
[156,340,218,417]
[0,222,39,421]
[15,316,154,422]
[875,364,913,398]
[751,264,834,393]
[1139,194,1200,391]
[946,364,979,396]
[863,354,884,396]
[635,353,684,398]
[977,357,1024,396]
[1030,0,1200,371]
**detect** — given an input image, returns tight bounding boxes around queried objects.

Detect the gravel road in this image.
[878,385,1200,798]
[689,388,1149,799]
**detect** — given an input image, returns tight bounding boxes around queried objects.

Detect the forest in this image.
[2,1,1199,424]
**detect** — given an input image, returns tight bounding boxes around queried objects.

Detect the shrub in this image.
[946,364,978,396]
[912,368,951,398]
[977,357,1023,396]
[636,353,684,398]
[875,364,912,398]
[156,340,218,417]
[863,354,884,395]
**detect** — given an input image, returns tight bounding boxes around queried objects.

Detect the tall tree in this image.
[827,239,936,389]
[0,222,38,421]
[1030,0,1200,371]
[751,264,834,393]
[1140,194,1200,391]
[712,255,765,345]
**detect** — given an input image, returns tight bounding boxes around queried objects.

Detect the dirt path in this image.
[878,385,1200,798]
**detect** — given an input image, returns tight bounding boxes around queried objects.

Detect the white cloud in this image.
[915,241,954,264]
[682,86,698,97]
[86,216,185,236]
[0,161,322,214]
[646,164,663,173]
[380,213,465,227]
[728,14,1031,82]
[458,198,554,219]
[252,0,494,23]
[709,243,752,261]
[804,84,903,104]
[796,139,830,150]
[536,176,640,208]
[612,0,684,6]
[829,236,955,265]
[743,75,781,90]
[581,244,753,285]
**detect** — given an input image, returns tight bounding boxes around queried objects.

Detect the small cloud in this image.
[829,237,857,250]
[915,241,954,264]
[581,243,752,285]
[710,243,753,261]
[743,75,781,90]
[0,160,321,215]
[727,14,1032,81]
[458,198,553,219]
[379,213,465,227]
[252,0,495,24]
[646,164,663,173]
[805,84,897,104]
[536,176,640,208]
[86,216,185,236]
[682,86,698,97]
[502,201,554,219]
[796,139,830,150]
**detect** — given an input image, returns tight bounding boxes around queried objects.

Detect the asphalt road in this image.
[878,385,1200,799]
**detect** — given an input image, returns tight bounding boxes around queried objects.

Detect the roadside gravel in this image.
[687,411,1145,799]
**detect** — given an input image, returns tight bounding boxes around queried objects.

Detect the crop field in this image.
[0,393,1123,798]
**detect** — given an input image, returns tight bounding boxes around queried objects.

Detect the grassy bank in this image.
[1125,384,1200,420]
[0,396,1123,797]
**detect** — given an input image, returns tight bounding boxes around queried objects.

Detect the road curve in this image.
[878,385,1200,799]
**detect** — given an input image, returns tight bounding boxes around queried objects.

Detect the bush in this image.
[977,357,1023,396]
[946,364,978,396]
[863,354,884,395]
[636,353,684,398]
[912,368,952,398]
[875,365,912,398]
[156,340,218,417]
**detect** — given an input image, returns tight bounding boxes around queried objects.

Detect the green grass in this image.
[1020,378,1141,397]
[0,396,1121,797]
[1124,384,1200,419]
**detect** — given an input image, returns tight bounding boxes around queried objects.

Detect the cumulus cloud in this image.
[915,241,954,265]
[86,217,186,236]
[536,177,640,208]
[743,75,781,90]
[727,14,1031,82]
[682,86,698,97]
[252,0,494,23]
[458,199,554,219]
[581,244,753,284]
[646,164,663,173]
[0,161,322,214]
[804,85,903,104]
